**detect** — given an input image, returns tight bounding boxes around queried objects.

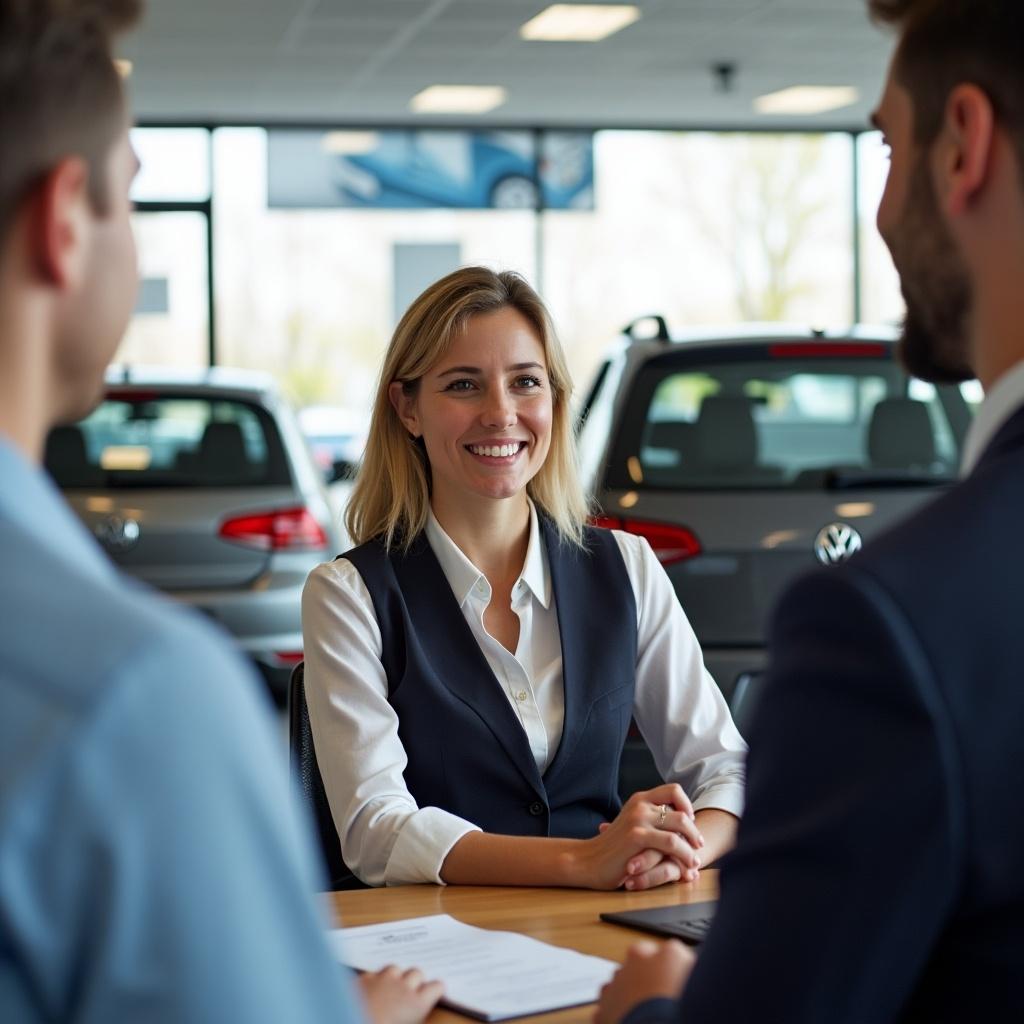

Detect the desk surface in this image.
[330,872,717,1024]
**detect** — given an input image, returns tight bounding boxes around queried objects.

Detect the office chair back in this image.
[729,671,765,738]
[288,661,365,890]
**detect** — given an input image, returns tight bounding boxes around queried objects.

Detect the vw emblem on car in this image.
[94,515,141,551]
[814,523,862,566]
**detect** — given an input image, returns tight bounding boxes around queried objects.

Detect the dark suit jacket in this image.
[627,403,1024,1023]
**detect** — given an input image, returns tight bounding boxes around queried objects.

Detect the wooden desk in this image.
[330,871,717,1023]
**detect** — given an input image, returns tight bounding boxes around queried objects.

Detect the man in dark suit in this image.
[596,2,1024,1021]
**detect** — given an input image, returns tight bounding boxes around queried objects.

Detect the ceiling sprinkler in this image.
[712,62,737,93]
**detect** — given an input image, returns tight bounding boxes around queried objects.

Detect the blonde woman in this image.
[302,267,746,888]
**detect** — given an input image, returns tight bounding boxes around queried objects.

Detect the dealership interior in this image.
[11,1,1024,1021]
[121,0,902,402]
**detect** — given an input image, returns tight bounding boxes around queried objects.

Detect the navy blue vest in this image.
[343,519,637,839]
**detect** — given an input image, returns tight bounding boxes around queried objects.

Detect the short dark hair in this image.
[869,0,1024,166]
[0,0,142,238]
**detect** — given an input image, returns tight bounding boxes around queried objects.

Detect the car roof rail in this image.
[622,315,670,344]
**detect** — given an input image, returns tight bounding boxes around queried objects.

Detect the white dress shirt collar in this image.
[424,499,551,609]
[961,358,1024,476]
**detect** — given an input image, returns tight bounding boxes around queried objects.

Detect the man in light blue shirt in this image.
[0,3,440,1021]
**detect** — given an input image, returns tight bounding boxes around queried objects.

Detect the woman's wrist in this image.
[691,807,739,867]
[555,840,593,889]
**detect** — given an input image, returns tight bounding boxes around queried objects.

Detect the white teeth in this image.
[469,442,522,458]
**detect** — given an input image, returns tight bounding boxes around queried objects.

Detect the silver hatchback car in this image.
[580,321,974,733]
[44,367,340,704]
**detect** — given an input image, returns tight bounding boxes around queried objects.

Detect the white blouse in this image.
[301,503,747,886]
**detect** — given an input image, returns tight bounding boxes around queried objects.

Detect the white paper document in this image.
[329,913,617,1021]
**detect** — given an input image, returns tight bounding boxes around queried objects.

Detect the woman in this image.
[302,266,746,889]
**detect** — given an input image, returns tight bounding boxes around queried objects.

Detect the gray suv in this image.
[44,367,340,704]
[580,320,974,732]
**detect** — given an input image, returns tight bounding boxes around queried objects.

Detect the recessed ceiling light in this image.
[520,4,640,42]
[321,131,380,155]
[410,85,508,114]
[754,86,859,116]
[114,58,133,78]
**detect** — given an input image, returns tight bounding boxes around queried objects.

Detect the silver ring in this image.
[657,803,667,828]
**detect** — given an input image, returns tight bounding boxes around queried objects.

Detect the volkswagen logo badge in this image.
[94,515,141,552]
[814,523,862,566]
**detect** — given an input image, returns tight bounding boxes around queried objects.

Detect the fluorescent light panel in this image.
[520,4,640,42]
[410,85,507,114]
[321,131,380,155]
[754,86,859,116]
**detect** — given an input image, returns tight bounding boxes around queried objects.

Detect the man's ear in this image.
[388,379,421,438]
[30,156,92,289]
[935,83,995,218]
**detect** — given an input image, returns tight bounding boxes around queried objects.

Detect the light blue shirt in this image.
[0,439,361,1022]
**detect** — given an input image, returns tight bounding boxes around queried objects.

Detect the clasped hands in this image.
[577,783,704,891]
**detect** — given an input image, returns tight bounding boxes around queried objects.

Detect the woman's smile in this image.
[465,440,528,462]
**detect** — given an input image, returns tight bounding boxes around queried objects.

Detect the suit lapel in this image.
[390,538,545,796]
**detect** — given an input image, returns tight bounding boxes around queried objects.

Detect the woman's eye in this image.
[444,379,476,392]
[514,375,543,390]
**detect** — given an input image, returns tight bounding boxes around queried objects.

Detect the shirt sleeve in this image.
[613,530,747,818]
[2,617,363,1024]
[302,559,480,886]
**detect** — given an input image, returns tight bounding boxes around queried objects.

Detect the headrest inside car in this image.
[198,421,249,476]
[44,425,100,487]
[867,398,936,469]
[695,395,758,469]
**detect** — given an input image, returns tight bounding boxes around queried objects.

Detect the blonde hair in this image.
[345,266,589,550]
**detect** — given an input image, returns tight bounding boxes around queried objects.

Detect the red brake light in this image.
[590,516,701,566]
[768,343,888,359]
[219,507,328,551]
[272,651,305,666]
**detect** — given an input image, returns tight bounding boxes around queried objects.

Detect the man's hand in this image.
[594,940,696,1024]
[358,965,444,1024]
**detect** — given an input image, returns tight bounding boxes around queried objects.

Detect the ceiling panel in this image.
[124,0,896,129]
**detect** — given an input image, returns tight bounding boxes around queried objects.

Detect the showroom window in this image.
[121,128,213,371]
[212,127,549,413]
[542,130,856,389]
[857,130,904,326]
[119,122,905,433]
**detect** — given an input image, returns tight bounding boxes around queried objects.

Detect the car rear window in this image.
[45,393,291,488]
[607,349,971,491]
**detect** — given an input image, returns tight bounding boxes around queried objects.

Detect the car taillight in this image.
[218,507,328,551]
[273,651,305,666]
[590,515,701,566]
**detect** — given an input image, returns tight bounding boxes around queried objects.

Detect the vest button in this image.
[528,801,545,817]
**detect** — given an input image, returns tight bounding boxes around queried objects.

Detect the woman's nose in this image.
[481,389,517,427]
